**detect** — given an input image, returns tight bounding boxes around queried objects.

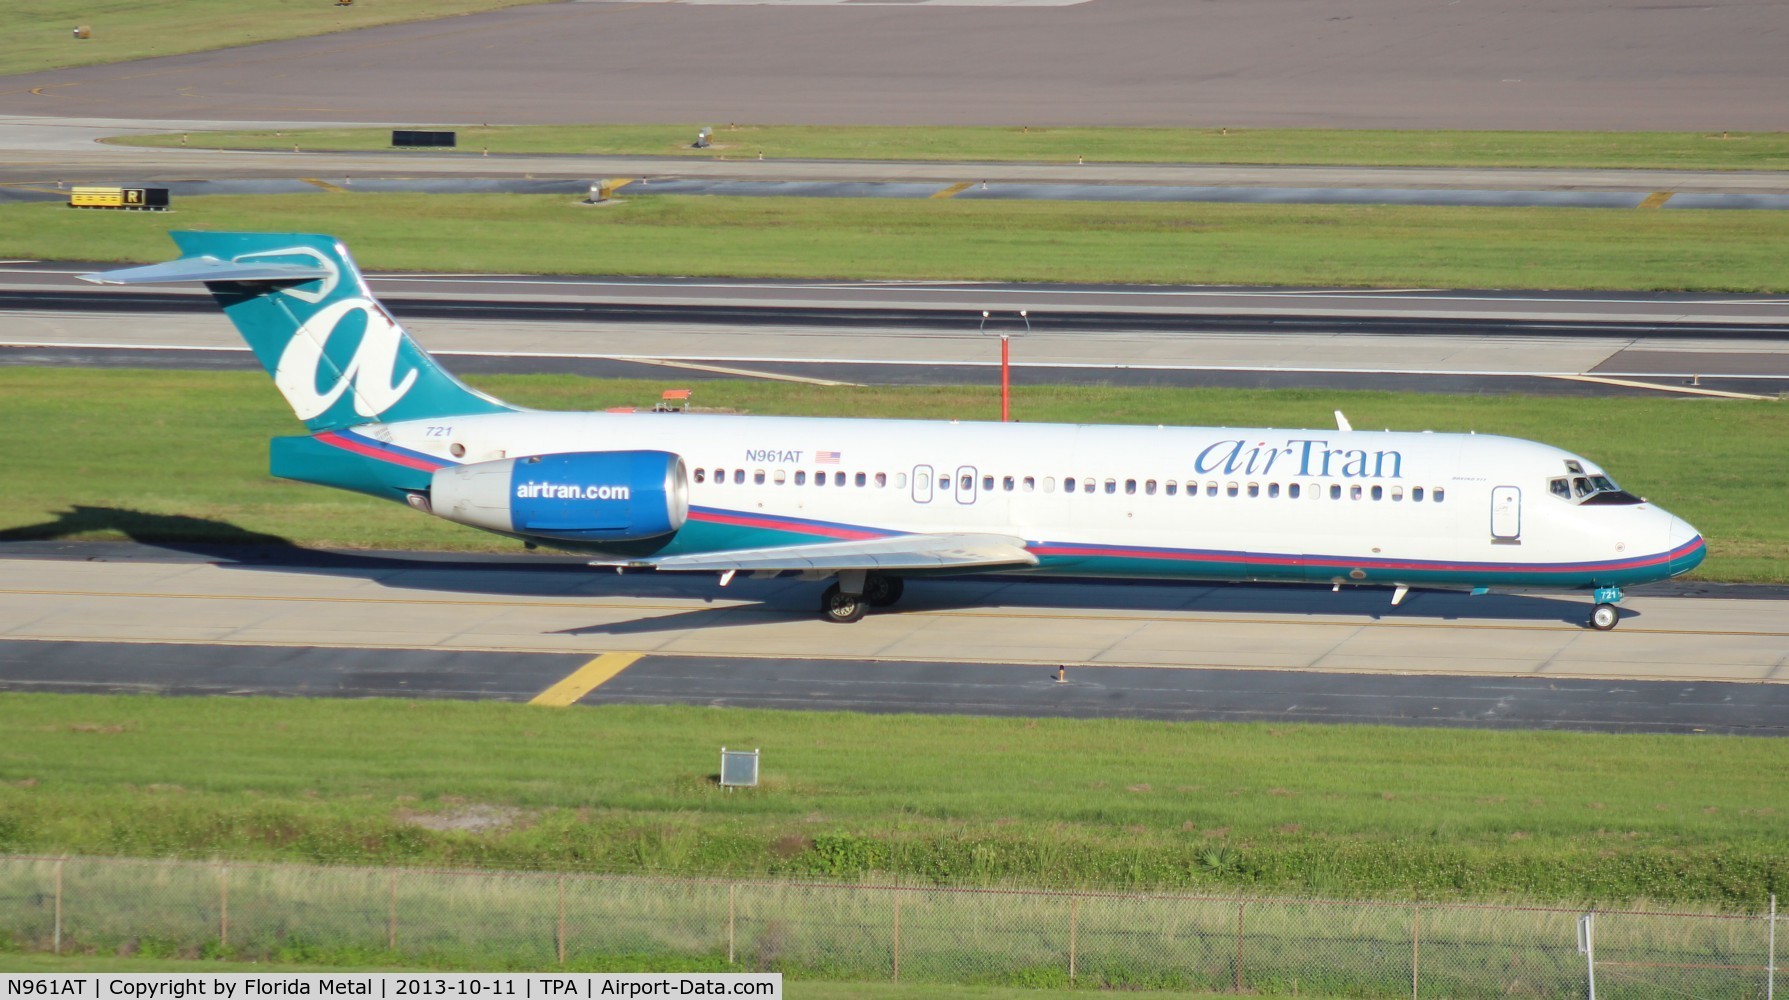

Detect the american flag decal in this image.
[816,450,842,464]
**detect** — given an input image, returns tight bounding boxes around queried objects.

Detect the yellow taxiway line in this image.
[529,651,645,706]
[1549,373,1777,401]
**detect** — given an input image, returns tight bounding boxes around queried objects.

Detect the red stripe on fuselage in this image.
[315,431,448,472]
[687,508,887,540]
[1027,537,1704,576]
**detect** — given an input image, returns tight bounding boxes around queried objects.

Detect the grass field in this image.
[1,369,1782,581]
[0,0,557,77]
[0,693,1784,907]
[7,193,1789,292]
[110,123,1789,172]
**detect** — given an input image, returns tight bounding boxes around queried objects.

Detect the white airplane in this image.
[83,233,1706,629]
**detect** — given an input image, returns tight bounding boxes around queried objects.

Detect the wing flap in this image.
[595,532,1037,573]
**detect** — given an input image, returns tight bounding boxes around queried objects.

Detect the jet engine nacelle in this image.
[430,450,688,543]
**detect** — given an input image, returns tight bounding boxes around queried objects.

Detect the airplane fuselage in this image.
[333,411,1706,593]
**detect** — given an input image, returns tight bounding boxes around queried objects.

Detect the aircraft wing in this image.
[594,532,1038,573]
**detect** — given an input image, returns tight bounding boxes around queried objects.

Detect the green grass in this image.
[110,123,1789,171]
[0,369,1783,582]
[0,0,559,78]
[0,694,1784,908]
[7,193,1789,292]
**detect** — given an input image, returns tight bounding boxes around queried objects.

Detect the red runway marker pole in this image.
[1001,334,1011,422]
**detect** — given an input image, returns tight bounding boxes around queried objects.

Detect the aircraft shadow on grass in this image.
[1,506,1621,632]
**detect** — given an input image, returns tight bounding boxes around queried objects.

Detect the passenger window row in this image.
[693,468,906,489]
[691,467,1445,503]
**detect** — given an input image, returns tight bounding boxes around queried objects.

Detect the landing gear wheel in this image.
[1589,603,1620,631]
[820,582,868,624]
[864,574,905,608]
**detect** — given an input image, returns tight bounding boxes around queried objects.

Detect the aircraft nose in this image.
[1665,513,1706,577]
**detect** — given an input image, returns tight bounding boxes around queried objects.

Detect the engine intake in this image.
[430,450,688,543]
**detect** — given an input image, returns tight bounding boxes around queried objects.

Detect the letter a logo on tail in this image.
[275,298,420,421]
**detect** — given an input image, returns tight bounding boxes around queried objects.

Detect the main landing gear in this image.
[819,571,905,624]
[1588,586,1624,631]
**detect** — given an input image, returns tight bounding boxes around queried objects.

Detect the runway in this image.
[12,174,1789,210]
[2,0,1785,130]
[1,542,1784,734]
[5,264,1787,397]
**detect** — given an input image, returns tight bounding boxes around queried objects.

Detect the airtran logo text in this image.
[1194,439,1405,479]
[515,482,633,501]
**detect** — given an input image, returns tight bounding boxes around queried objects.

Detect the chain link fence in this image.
[0,855,1776,997]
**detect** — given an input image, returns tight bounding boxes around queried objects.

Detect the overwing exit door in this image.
[955,465,978,504]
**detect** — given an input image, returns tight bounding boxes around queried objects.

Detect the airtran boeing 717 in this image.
[83,233,1705,628]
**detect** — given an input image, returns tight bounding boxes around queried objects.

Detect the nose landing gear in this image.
[1588,586,1624,631]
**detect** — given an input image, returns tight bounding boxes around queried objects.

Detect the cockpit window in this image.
[1549,471,1642,506]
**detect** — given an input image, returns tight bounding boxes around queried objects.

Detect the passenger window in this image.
[961,474,973,490]
[916,471,931,491]
[1329,484,1342,500]
[1083,478,1095,493]
[1065,478,1077,494]
[815,472,826,487]
[1165,482,1177,496]
[1043,477,1056,493]
[1268,483,1280,498]
[795,471,806,485]
[1434,487,1446,503]
[1105,479,1118,495]
[694,469,705,483]
[876,472,888,487]
[1412,486,1424,502]
[835,472,845,486]
[1247,482,1259,498]
[894,473,907,488]
[1371,485,1383,501]
[1206,482,1218,497]
[1288,483,1301,499]
[1023,476,1035,492]
[855,472,867,487]
[1145,479,1157,495]
[754,469,767,485]
[1123,479,1135,494]
[1391,486,1403,501]
[1350,485,1362,500]
[983,475,995,491]
[1002,476,1015,491]
[1226,482,1239,497]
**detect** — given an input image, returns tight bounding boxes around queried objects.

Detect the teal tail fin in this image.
[81,232,514,431]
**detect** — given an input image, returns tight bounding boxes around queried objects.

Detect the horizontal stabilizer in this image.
[595,532,1038,573]
[78,256,331,286]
